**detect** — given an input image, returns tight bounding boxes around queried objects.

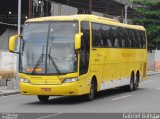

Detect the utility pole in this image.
[124,4,128,24]
[124,0,134,24]
[89,0,92,14]
[29,0,32,18]
[16,0,21,89]
[18,0,21,34]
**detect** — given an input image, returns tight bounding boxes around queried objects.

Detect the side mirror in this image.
[75,33,83,50]
[9,34,22,53]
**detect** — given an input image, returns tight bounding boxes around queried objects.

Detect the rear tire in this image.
[127,73,134,91]
[37,95,49,102]
[134,74,139,90]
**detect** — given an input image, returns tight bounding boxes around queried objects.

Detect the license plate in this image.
[41,88,51,92]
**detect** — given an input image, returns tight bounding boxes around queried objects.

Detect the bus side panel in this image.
[89,48,106,91]
[100,48,147,91]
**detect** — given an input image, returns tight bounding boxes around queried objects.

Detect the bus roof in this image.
[26,14,145,31]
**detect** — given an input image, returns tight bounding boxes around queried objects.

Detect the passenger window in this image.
[122,28,128,48]
[91,23,145,49]
[130,30,136,48]
[112,27,119,48]
[136,31,141,48]
[92,23,103,47]
[124,29,130,48]
[117,27,123,48]
[128,30,132,48]
[134,30,140,48]
[101,25,112,47]
[140,31,146,48]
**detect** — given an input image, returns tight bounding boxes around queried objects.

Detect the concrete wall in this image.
[154,50,160,71]
[148,50,160,71]
[148,52,155,71]
[92,11,103,17]
[0,51,17,86]
[0,29,17,51]
[0,51,17,70]
[50,3,78,16]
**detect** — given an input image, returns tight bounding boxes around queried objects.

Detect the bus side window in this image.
[118,27,123,48]
[140,31,146,48]
[113,27,120,48]
[109,28,113,47]
[139,31,143,48]
[128,29,134,48]
[122,28,128,48]
[101,30,107,46]
[92,29,98,46]
[143,32,146,48]
[110,27,115,47]
[101,24,112,47]
[98,30,103,46]
[107,30,112,47]
[133,30,139,48]
[80,21,90,75]
[126,29,130,48]
[137,31,141,48]
[92,23,103,47]
[128,30,131,48]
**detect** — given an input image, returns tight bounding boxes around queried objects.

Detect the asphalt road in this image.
[0,74,159,115]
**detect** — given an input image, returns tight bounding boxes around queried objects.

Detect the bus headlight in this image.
[20,78,30,83]
[63,77,79,83]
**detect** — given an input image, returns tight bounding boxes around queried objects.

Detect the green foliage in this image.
[132,0,160,50]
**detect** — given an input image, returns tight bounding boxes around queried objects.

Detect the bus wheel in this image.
[134,74,139,90]
[85,80,96,101]
[127,73,134,91]
[37,95,49,102]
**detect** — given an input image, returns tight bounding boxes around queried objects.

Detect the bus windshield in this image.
[20,21,78,75]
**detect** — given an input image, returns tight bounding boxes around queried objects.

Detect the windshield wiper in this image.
[31,46,44,74]
[47,47,61,74]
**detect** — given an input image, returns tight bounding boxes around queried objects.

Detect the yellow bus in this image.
[9,15,147,102]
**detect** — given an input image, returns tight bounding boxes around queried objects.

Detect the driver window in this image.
[80,21,90,75]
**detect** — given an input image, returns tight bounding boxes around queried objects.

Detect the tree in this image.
[132,0,160,50]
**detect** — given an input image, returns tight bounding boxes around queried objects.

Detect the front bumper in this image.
[20,81,89,96]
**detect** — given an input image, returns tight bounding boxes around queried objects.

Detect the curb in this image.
[0,91,20,97]
[147,72,160,76]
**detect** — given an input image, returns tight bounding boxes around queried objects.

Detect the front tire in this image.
[85,80,96,101]
[37,95,49,102]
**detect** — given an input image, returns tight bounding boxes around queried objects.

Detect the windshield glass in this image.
[20,21,78,75]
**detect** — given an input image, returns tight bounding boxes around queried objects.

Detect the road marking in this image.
[157,88,160,90]
[112,95,131,101]
[36,113,62,119]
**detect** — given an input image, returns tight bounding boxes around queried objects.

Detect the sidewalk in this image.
[146,71,160,76]
[0,71,159,97]
[0,86,20,96]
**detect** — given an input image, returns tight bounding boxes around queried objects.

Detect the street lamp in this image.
[25,16,28,19]
[89,0,92,14]
[124,0,134,24]
[8,11,12,15]
[39,0,42,4]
